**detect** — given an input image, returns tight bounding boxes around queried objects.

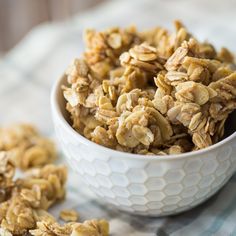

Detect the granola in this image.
[0,163,68,235]
[29,219,109,236]
[60,209,79,222]
[0,152,15,202]
[0,125,109,236]
[0,124,56,170]
[63,21,236,153]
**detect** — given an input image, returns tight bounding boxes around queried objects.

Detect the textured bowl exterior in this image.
[51,77,236,216]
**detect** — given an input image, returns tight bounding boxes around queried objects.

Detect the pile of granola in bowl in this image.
[51,21,236,216]
[62,21,236,155]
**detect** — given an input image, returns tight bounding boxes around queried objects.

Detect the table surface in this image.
[0,0,236,235]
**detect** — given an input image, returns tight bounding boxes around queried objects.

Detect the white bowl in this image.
[51,75,236,216]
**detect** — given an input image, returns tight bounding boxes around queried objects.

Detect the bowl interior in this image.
[224,110,236,138]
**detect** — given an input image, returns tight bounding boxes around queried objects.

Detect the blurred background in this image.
[0,0,105,55]
[1,0,236,58]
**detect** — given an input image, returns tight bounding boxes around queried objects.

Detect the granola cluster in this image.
[0,152,15,202]
[0,160,68,235]
[0,124,109,236]
[0,124,56,170]
[63,21,236,154]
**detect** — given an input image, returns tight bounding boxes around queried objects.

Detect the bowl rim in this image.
[51,74,236,161]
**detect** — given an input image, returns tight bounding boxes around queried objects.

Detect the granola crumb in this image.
[60,209,79,222]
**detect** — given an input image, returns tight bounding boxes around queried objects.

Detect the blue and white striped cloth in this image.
[0,0,236,235]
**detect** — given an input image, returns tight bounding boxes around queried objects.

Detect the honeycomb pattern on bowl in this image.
[54,120,236,216]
